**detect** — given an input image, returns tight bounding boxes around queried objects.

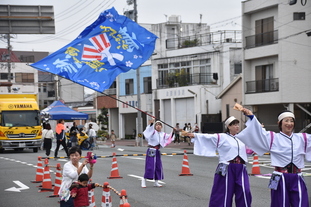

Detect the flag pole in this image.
[100,92,174,129]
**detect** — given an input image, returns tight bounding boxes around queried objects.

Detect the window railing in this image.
[47,90,55,97]
[245,78,279,93]
[156,73,216,89]
[245,30,278,49]
[166,30,242,49]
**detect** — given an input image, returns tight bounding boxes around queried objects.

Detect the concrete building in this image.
[242,0,311,132]
[93,16,243,139]
[0,49,42,96]
[149,16,242,133]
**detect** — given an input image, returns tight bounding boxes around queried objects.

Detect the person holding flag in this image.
[141,119,175,188]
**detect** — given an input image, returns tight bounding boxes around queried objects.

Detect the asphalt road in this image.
[0,141,310,207]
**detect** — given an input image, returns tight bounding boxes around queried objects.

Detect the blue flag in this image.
[31,7,157,92]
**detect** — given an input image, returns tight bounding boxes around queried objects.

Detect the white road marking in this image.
[5,181,30,192]
[127,174,165,184]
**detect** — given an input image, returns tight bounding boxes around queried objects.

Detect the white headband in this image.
[278,112,295,122]
[225,116,237,128]
[154,121,163,127]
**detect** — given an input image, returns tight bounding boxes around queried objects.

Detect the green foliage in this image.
[97,130,109,138]
[182,38,199,48]
[166,68,191,87]
[97,107,108,132]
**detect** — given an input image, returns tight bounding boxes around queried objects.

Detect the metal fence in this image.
[245,78,279,93]
[166,30,242,49]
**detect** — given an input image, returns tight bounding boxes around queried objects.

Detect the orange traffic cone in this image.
[39,158,54,192]
[49,163,62,197]
[102,182,112,206]
[107,153,123,179]
[119,189,130,207]
[31,156,44,183]
[88,179,96,207]
[251,154,261,175]
[179,150,193,176]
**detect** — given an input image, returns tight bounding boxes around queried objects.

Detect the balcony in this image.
[157,73,216,89]
[245,30,278,49]
[245,78,279,93]
[47,90,55,97]
[166,30,242,49]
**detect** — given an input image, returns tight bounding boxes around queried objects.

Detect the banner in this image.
[31,7,157,92]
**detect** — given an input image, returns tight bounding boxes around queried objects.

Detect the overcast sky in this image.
[0,0,242,53]
[0,0,243,94]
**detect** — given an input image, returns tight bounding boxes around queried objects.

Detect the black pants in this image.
[43,138,52,156]
[174,134,180,143]
[54,139,69,158]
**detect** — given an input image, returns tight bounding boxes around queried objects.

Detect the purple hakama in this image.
[144,148,164,180]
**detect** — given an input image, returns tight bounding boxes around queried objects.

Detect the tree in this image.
[97,107,109,138]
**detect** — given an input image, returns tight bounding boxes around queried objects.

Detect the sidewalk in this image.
[97,139,194,150]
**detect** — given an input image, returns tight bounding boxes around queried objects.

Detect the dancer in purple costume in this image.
[239,108,310,207]
[187,116,252,207]
[141,119,175,188]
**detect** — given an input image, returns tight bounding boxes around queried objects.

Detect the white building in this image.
[149,16,242,133]
[242,0,311,132]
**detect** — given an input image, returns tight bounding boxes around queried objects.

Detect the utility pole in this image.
[6,34,12,93]
[133,0,143,147]
[126,0,143,146]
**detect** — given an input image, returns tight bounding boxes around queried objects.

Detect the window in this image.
[0,73,13,80]
[255,17,274,46]
[125,79,134,95]
[19,55,35,63]
[143,77,152,94]
[193,59,211,84]
[109,81,116,89]
[234,63,242,74]
[43,83,47,92]
[255,64,273,92]
[157,58,213,87]
[15,73,34,83]
[293,12,305,20]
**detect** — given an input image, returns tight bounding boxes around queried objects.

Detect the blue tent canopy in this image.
[41,100,88,120]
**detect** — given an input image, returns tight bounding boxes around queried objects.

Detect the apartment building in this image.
[148,16,242,133]
[242,0,311,132]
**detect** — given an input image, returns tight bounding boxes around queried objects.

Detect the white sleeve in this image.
[237,116,271,156]
[192,133,219,157]
[143,124,154,142]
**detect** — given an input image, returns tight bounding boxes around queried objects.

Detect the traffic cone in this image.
[251,154,261,175]
[31,156,44,183]
[107,153,123,179]
[49,163,62,197]
[119,189,130,207]
[39,158,54,192]
[88,189,96,207]
[102,182,112,207]
[179,150,193,176]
